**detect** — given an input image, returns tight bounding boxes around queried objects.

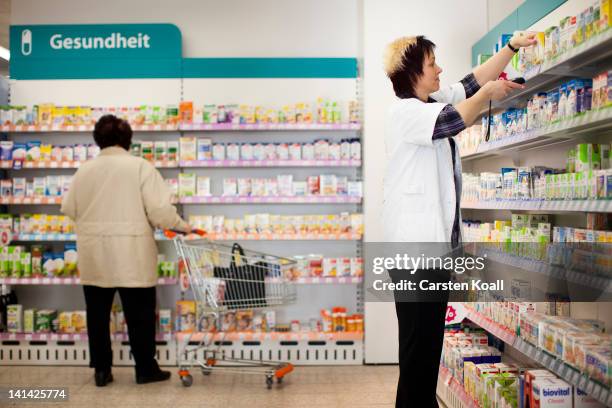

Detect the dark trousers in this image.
[83,285,159,377]
[390,269,450,408]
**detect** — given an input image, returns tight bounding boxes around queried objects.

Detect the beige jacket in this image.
[61,146,189,288]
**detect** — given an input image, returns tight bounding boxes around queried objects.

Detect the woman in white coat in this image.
[61,115,190,387]
[382,34,535,407]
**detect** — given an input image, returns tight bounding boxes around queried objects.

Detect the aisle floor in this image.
[1,365,408,408]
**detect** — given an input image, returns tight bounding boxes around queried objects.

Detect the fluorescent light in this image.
[0,46,10,61]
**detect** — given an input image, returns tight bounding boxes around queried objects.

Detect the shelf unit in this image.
[437,365,479,408]
[461,199,611,212]
[179,195,362,204]
[483,29,612,114]
[10,232,362,242]
[0,277,177,285]
[462,107,612,161]
[0,276,362,286]
[0,122,361,133]
[467,246,612,294]
[462,306,611,407]
[0,195,363,205]
[445,24,612,408]
[1,159,361,169]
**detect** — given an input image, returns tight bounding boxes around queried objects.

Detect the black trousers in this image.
[83,285,159,376]
[390,269,450,408]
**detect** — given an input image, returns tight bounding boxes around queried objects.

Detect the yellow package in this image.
[351,213,364,235]
[601,0,611,32]
[31,214,42,234]
[40,144,52,161]
[52,106,66,127]
[37,104,54,126]
[72,311,87,333]
[63,106,79,126]
[255,106,266,124]
[59,312,72,333]
[302,103,313,123]
[283,105,296,124]
[266,108,278,124]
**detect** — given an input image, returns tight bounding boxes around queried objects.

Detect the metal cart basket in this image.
[169,233,297,388]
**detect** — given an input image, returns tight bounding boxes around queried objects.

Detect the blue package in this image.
[547,89,560,122]
[0,140,14,160]
[497,34,513,52]
[11,143,27,161]
[578,79,593,113]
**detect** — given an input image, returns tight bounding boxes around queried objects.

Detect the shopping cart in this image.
[166,230,297,388]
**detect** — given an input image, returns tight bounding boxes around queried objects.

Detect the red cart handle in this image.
[163,229,207,239]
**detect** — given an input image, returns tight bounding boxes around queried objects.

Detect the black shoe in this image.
[136,370,171,384]
[95,371,113,387]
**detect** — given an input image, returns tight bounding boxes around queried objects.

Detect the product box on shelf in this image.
[532,378,572,408]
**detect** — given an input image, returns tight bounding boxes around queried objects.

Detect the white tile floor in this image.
[0,365,421,408]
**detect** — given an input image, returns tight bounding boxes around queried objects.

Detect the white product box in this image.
[223,178,238,196]
[574,387,606,407]
[178,173,196,197]
[33,177,46,196]
[348,181,363,197]
[197,177,211,197]
[532,378,572,408]
[179,137,197,161]
[320,175,337,195]
[212,144,225,161]
[197,138,212,161]
[227,143,240,161]
[7,304,23,333]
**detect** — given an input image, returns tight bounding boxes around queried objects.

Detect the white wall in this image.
[362,0,488,363]
[11,0,358,58]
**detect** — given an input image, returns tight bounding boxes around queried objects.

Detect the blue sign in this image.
[10,24,183,79]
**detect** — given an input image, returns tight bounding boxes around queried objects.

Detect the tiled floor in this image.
[0,365,409,408]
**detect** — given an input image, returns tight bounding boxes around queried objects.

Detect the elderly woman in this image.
[61,115,190,387]
[382,34,535,407]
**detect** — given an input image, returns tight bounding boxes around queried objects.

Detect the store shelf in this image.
[463,306,612,406]
[0,122,361,133]
[0,196,63,205]
[468,246,612,294]
[274,276,363,284]
[0,277,177,285]
[462,107,612,161]
[461,199,612,213]
[179,195,362,204]
[179,123,361,131]
[1,159,360,170]
[180,159,362,168]
[176,331,364,342]
[1,160,180,169]
[484,29,612,113]
[463,306,517,345]
[0,332,173,342]
[437,365,479,408]
[513,337,611,406]
[12,232,362,242]
[13,233,77,241]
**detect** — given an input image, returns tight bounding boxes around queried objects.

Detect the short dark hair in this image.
[93,114,133,150]
[388,36,436,99]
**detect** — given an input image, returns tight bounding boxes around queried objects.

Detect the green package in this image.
[21,252,31,277]
[0,247,8,277]
[10,246,23,278]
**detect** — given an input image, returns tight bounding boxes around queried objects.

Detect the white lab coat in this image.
[382,83,466,245]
